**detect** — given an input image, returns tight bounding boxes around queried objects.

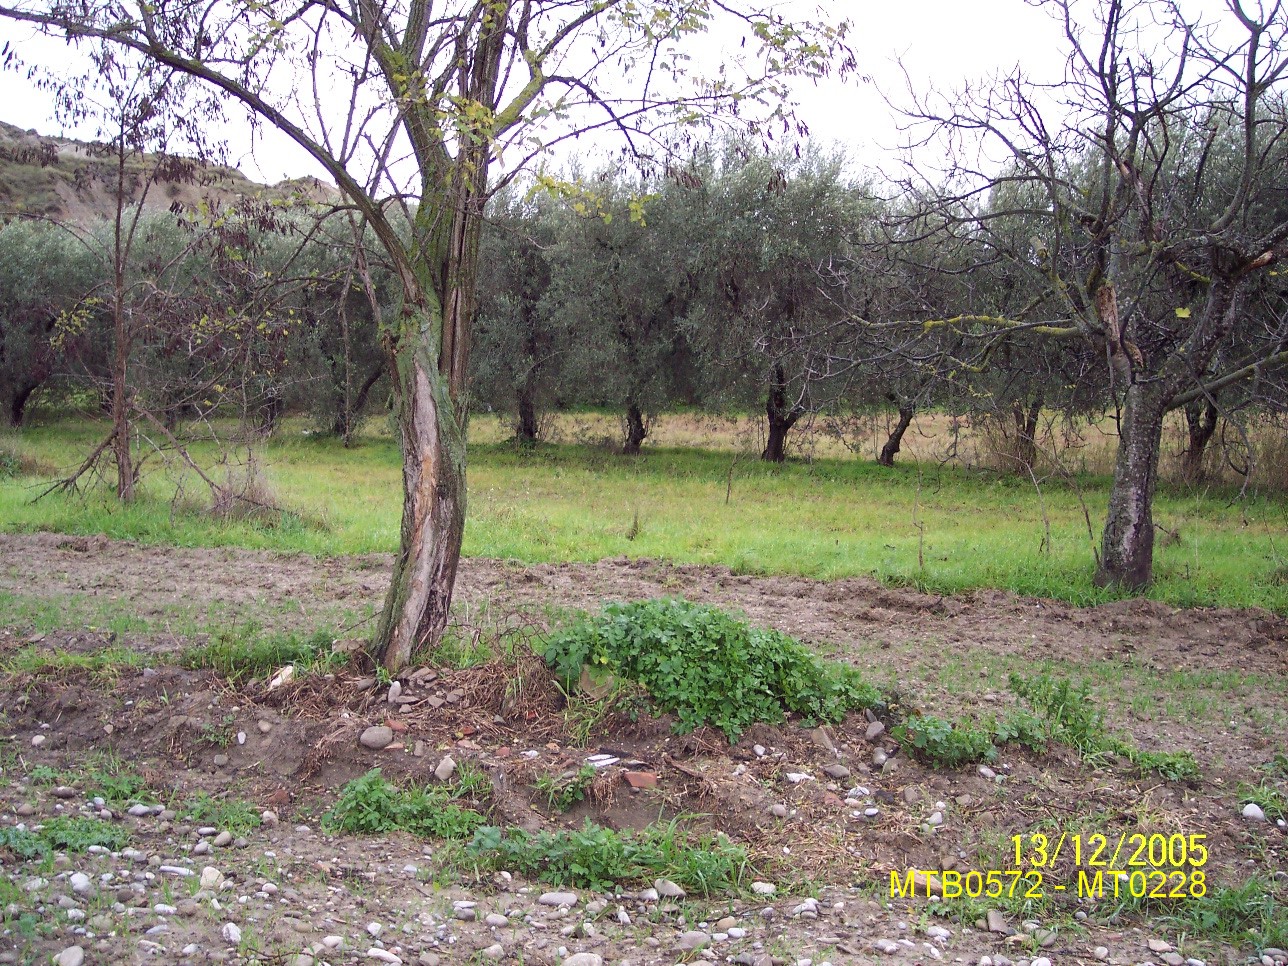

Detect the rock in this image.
[678,930,710,951]
[927,926,951,941]
[987,910,1009,934]
[559,955,604,966]
[873,749,888,766]
[769,803,788,818]
[69,872,91,894]
[213,754,229,767]
[539,891,579,907]
[366,950,401,965]
[865,721,886,741]
[823,764,851,779]
[902,787,920,803]
[750,881,776,896]
[810,727,836,752]
[1149,939,1175,953]
[624,771,657,789]
[875,939,900,955]
[31,734,45,747]
[212,831,233,847]
[1032,958,1051,966]
[785,772,812,783]
[1163,953,1185,966]
[753,744,767,757]
[480,945,504,961]
[434,756,456,782]
[127,803,152,817]
[360,726,394,750]
[978,765,997,780]
[485,913,509,927]
[927,811,944,827]
[1034,929,1057,947]
[387,680,402,703]
[1243,802,1267,821]
[654,878,686,898]
[54,947,84,966]
[221,923,242,945]
[455,906,476,921]
[1093,947,1109,960]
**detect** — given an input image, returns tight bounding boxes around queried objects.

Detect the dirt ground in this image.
[0,532,1285,966]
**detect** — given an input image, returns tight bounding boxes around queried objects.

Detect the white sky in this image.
[0,1,1065,185]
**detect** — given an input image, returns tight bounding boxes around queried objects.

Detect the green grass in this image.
[3,416,1288,613]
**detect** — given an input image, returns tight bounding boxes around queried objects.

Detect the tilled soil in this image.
[0,533,1285,966]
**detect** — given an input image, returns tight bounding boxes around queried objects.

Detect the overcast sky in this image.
[0,0,1066,184]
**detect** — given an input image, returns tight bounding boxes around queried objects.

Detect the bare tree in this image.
[892,0,1288,589]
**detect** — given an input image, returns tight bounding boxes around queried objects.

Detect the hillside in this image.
[0,119,338,222]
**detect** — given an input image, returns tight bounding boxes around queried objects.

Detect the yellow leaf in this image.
[1174,307,1191,319]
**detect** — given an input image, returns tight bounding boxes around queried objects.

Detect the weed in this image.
[535,765,597,813]
[894,714,998,768]
[182,627,345,683]
[179,792,262,833]
[26,753,156,807]
[544,599,881,741]
[466,818,749,895]
[36,816,130,853]
[0,826,48,859]
[197,714,238,749]
[323,768,486,840]
[1239,782,1288,821]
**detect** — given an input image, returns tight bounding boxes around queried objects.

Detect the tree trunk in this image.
[878,405,915,467]
[1096,383,1168,590]
[1011,394,1043,471]
[374,340,468,674]
[1180,399,1218,486]
[622,404,647,454]
[516,389,539,443]
[6,383,35,428]
[110,301,134,502]
[762,365,802,463]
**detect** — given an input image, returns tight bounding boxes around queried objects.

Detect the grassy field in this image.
[3,413,1287,612]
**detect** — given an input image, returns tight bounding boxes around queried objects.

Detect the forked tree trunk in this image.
[1096,383,1168,590]
[878,405,915,467]
[622,404,647,454]
[1180,399,1219,486]
[374,336,468,674]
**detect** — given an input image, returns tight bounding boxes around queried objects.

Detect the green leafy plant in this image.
[544,599,881,741]
[0,826,47,859]
[182,627,346,683]
[179,792,262,834]
[197,714,237,749]
[37,816,130,853]
[535,764,597,813]
[466,818,748,894]
[894,714,998,768]
[1239,781,1288,821]
[323,768,486,840]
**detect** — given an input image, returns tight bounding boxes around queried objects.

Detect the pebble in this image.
[927,811,944,827]
[127,803,153,817]
[678,930,710,950]
[480,944,504,961]
[751,881,777,896]
[1242,802,1267,821]
[366,950,401,964]
[69,872,91,893]
[1093,949,1109,961]
[360,726,395,750]
[978,765,997,780]
[654,878,686,898]
[31,734,46,747]
[221,922,242,945]
[54,947,84,966]
[540,891,579,907]
[866,721,886,741]
[434,756,456,781]
[753,744,767,757]
[875,939,899,954]
[560,955,603,966]
[485,913,509,927]
[769,803,788,818]
[200,867,224,890]
[212,831,233,847]
[823,764,851,779]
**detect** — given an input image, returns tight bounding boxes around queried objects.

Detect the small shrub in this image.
[895,714,998,767]
[544,599,881,741]
[1008,673,1107,754]
[323,768,486,840]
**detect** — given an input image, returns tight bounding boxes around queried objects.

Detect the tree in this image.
[0,219,100,426]
[1,0,855,669]
[895,0,1288,589]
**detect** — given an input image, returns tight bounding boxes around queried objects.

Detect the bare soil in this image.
[0,532,1285,966]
